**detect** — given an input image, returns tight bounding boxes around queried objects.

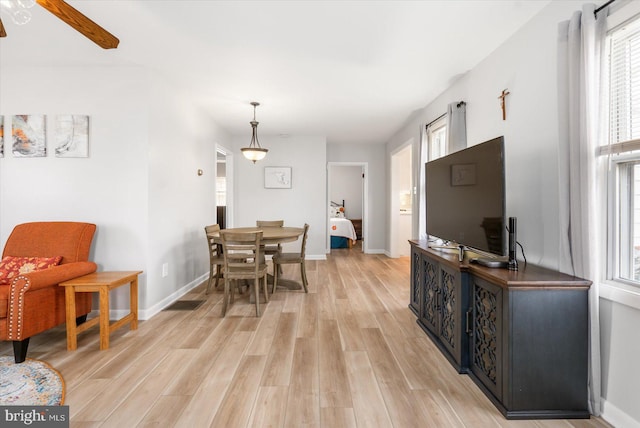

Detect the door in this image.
[391,142,413,257]
[327,163,367,252]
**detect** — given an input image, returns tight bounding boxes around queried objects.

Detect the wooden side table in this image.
[59,271,142,351]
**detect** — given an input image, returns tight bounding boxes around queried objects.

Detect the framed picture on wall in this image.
[54,115,89,157]
[12,114,46,157]
[264,166,292,189]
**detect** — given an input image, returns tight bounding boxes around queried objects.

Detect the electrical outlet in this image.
[162,263,168,277]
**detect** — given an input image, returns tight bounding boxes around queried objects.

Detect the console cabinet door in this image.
[419,255,440,335]
[409,246,422,316]
[470,276,503,401]
[439,265,461,366]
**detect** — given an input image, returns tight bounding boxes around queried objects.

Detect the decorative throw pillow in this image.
[329,206,346,218]
[0,256,63,285]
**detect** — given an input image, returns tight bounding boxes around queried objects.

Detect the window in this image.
[604,16,640,286]
[418,115,448,239]
[427,116,447,161]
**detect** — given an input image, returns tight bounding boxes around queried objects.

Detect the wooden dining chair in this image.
[256,219,284,256]
[272,223,310,293]
[220,230,270,317]
[204,224,225,294]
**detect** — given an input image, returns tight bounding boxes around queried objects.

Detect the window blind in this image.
[607,18,640,153]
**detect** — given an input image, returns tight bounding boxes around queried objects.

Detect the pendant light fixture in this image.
[241,101,268,163]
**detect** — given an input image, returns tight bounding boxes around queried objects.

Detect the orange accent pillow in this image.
[0,256,63,285]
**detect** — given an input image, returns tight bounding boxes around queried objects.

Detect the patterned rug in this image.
[0,356,65,405]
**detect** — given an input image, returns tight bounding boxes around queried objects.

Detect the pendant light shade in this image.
[241,102,268,163]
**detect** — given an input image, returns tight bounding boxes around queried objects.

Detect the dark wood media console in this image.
[409,240,591,420]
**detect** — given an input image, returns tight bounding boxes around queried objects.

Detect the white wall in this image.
[329,165,363,219]
[388,2,570,268]
[385,1,640,426]
[327,143,386,253]
[232,135,327,259]
[0,65,150,307]
[146,74,226,313]
[0,65,231,318]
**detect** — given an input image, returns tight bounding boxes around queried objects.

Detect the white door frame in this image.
[216,144,234,228]
[327,162,368,253]
[390,140,413,258]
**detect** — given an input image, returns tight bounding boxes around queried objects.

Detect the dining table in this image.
[207,225,305,291]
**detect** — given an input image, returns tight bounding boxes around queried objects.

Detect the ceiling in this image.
[0,1,551,145]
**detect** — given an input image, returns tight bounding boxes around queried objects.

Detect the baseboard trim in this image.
[366,249,386,255]
[306,255,327,261]
[107,273,208,321]
[602,398,640,428]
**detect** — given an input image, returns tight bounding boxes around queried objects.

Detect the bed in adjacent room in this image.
[329,200,357,248]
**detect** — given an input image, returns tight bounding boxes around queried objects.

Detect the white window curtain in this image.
[417,123,429,240]
[557,3,607,416]
[447,101,467,153]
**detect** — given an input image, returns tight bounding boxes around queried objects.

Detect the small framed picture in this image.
[451,163,476,186]
[54,114,89,157]
[265,166,292,189]
[12,114,46,157]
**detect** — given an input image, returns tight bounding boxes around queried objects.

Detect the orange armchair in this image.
[0,222,97,362]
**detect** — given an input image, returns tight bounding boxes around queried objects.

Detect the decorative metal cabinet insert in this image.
[409,246,421,316]
[414,246,470,373]
[471,275,503,402]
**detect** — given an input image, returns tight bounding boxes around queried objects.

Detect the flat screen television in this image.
[425,136,505,256]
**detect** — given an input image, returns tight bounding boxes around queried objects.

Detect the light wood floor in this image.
[1,246,612,428]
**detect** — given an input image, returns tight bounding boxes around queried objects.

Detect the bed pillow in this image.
[329,206,346,218]
[0,256,63,285]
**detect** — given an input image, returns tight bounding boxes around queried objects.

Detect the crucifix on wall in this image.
[498,89,510,120]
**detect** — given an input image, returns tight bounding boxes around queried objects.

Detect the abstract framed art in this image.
[54,115,89,157]
[12,114,46,157]
[264,166,292,189]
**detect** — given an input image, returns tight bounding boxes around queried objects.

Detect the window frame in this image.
[606,154,640,285]
[600,3,640,309]
[426,116,447,162]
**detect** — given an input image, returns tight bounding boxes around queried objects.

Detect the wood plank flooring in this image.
[1,245,612,428]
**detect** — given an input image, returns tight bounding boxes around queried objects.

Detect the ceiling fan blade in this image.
[0,17,6,38]
[36,0,119,49]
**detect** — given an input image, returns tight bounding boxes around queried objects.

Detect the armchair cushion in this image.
[0,256,63,285]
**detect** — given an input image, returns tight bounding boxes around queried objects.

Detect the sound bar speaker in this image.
[508,217,518,271]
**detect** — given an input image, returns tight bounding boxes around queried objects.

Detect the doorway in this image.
[216,146,234,229]
[327,162,367,253]
[390,143,413,257]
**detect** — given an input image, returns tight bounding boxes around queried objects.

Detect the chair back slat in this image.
[300,223,310,258]
[218,229,269,317]
[204,224,222,262]
[220,230,264,279]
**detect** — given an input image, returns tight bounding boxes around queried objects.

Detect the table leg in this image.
[130,276,138,330]
[65,286,78,351]
[99,287,110,350]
